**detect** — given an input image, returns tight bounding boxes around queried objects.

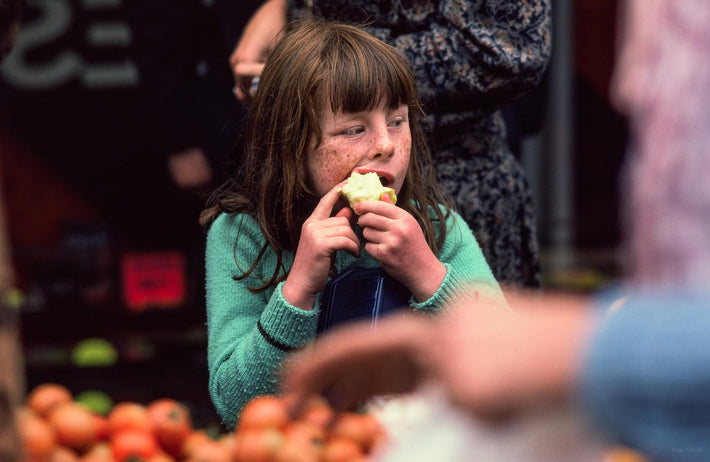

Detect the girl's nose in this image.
[369,128,395,160]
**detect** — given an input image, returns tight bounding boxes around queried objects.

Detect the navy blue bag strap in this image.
[317,266,411,335]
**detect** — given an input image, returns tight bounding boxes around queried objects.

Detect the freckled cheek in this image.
[395,137,411,158]
[393,137,412,191]
[310,143,358,193]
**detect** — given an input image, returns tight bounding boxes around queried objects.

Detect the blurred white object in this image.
[370,387,608,462]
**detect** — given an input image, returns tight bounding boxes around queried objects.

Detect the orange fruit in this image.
[297,395,335,429]
[272,438,320,462]
[16,407,57,459]
[46,446,80,462]
[185,439,231,462]
[47,402,100,452]
[237,395,289,432]
[111,429,159,462]
[108,402,151,435]
[232,427,284,462]
[147,451,176,462]
[91,414,110,441]
[330,412,382,451]
[146,399,193,457]
[181,430,211,460]
[81,442,114,462]
[217,433,237,455]
[320,437,364,462]
[281,420,325,450]
[27,383,73,418]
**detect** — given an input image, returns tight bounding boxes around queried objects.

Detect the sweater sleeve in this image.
[410,209,506,312]
[580,289,710,460]
[205,213,319,429]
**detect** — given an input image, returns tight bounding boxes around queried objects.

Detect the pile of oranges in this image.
[15,383,387,462]
[231,395,385,462]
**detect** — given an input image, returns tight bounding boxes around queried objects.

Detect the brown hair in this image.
[201,18,452,292]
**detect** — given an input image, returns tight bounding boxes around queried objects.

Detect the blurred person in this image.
[1,1,26,460]
[283,288,710,461]
[229,0,552,289]
[93,0,263,252]
[281,1,710,460]
[611,0,710,289]
[124,0,261,192]
[201,19,505,430]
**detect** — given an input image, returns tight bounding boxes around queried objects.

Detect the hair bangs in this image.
[318,28,417,115]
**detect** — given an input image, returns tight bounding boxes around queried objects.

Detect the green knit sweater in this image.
[205,208,503,430]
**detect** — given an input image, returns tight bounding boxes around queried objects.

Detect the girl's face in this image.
[307,99,411,198]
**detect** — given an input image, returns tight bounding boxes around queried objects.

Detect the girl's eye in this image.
[342,126,365,136]
[389,116,407,128]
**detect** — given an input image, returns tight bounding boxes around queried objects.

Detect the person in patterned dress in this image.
[230,0,551,289]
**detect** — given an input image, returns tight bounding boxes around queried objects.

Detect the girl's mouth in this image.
[349,169,394,187]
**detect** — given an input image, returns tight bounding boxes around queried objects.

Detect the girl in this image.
[231,0,552,290]
[201,18,504,430]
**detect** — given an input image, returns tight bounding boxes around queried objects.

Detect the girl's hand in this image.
[354,196,446,302]
[282,184,360,310]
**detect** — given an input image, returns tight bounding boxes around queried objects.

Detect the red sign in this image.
[121,251,187,311]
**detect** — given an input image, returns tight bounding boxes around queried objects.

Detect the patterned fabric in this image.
[290,0,552,288]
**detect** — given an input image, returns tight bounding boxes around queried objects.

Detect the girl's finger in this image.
[232,61,266,78]
[335,205,353,220]
[311,182,348,220]
[330,234,361,258]
[357,213,390,232]
[354,199,399,218]
[361,227,387,244]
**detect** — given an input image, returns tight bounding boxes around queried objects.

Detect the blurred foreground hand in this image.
[281,291,595,420]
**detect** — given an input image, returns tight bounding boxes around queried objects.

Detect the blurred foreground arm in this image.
[283,289,710,460]
[282,292,594,418]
